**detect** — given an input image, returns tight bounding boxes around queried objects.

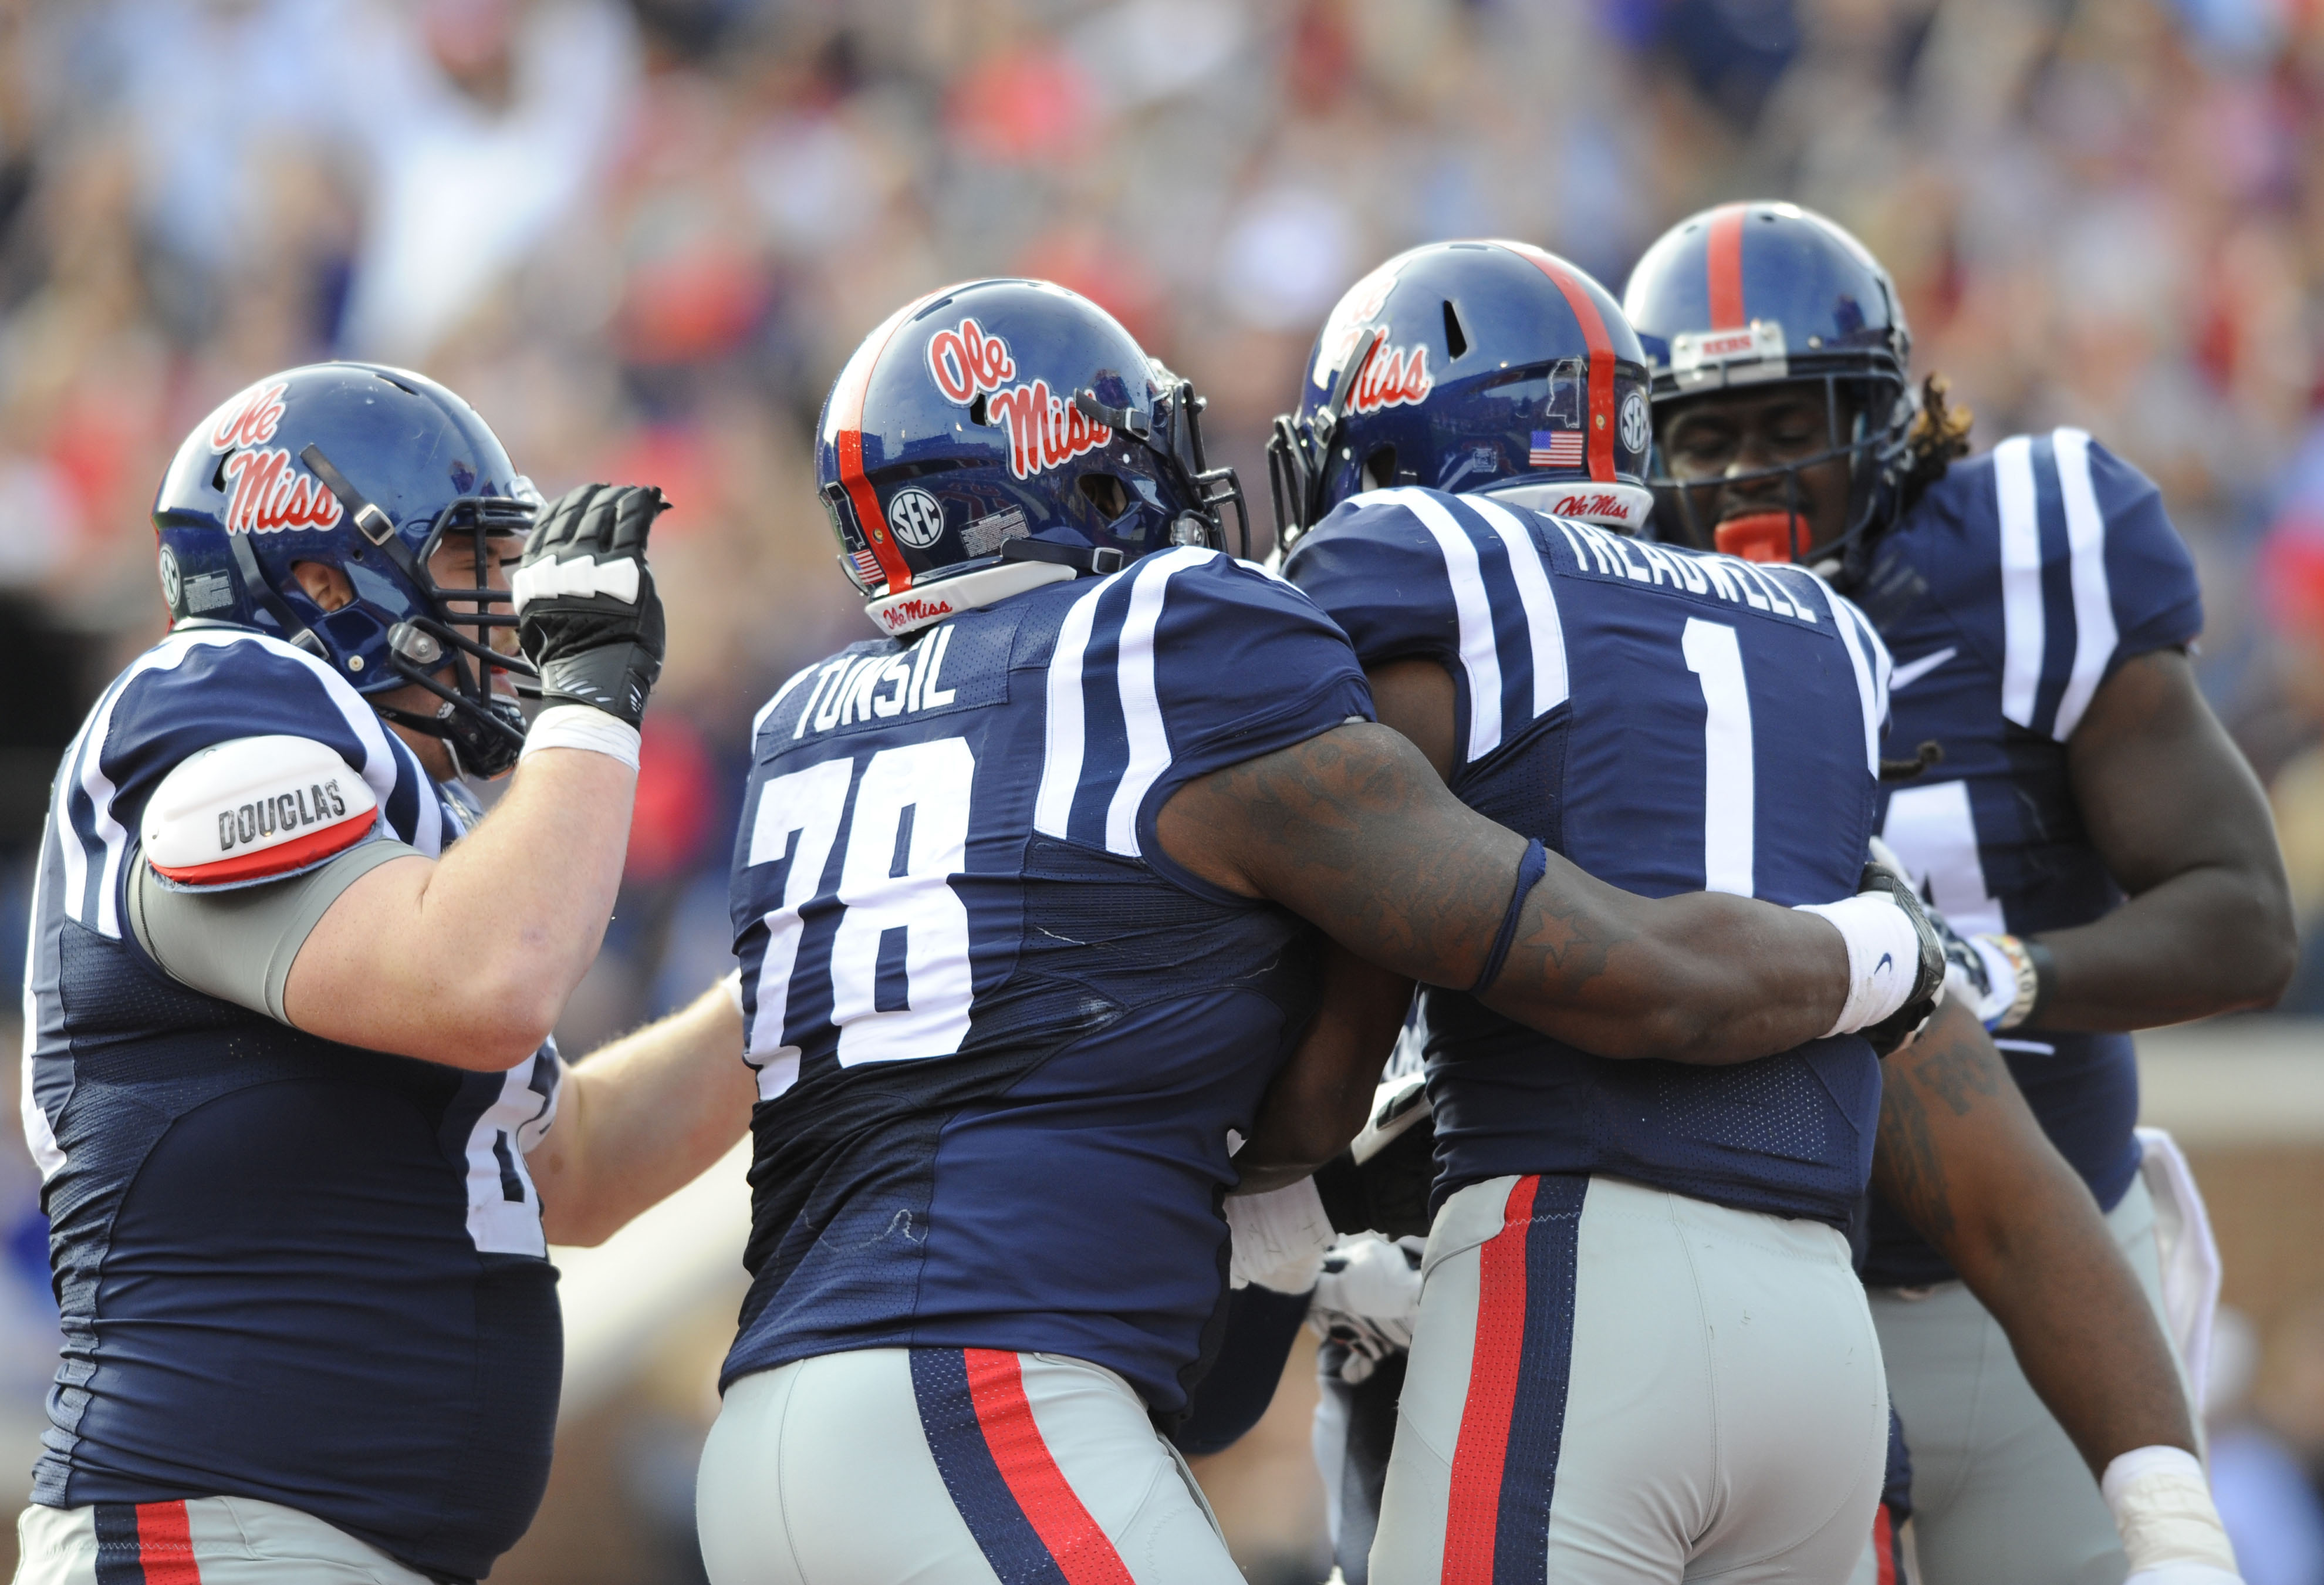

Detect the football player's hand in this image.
[1309,1233,1424,1384]
[1225,1178,1336,1294]
[512,484,668,727]
[1856,853,1947,1057]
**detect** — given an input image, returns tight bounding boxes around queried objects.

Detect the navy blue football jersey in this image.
[23,626,562,1581]
[1287,487,1891,1226]
[1858,429,2203,1285]
[724,547,1373,1416]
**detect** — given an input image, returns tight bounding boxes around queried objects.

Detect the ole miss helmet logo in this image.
[205,380,343,535]
[925,316,1111,483]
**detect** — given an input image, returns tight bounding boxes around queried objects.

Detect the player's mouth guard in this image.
[1715,510,1810,562]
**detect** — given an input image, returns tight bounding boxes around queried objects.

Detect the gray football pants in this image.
[696,1347,1238,1585]
[1371,1173,1889,1584]
[1869,1173,2188,1585]
[13,1496,433,1584]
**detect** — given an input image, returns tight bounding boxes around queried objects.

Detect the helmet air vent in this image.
[1442,299,1469,360]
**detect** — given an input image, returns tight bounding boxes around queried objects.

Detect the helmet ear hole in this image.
[1362,446,1398,492]
[968,393,989,426]
[1078,473,1129,520]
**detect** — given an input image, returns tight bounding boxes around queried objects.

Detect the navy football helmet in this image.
[815,278,1247,636]
[1267,241,1656,552]
[152,364,541,776]
[1622,202,1915,568]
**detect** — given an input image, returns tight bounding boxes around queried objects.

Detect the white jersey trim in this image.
[1032,565,1131,840]
[2052,427,2119,740]
[1104,547,1211,857]
[1465,497,1570,717]
[1379,488,1504,761]
[1992,436,2045,729]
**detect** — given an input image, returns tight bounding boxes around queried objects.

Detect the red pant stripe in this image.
[962,1348,1137,1585]
[133,1501,201,1585]
[1441,1174,1541,1585]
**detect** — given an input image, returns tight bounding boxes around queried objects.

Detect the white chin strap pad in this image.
[510,554,641,614]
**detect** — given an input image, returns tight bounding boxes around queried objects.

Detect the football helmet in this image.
[815,278,1247,636]
[1622,201,1915,569]
[151,364,540,777]
[1267,241,1656,552]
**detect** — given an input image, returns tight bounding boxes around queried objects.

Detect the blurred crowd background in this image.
[4,0,2324,1578]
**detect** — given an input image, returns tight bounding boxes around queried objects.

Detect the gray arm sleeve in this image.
[126,839,422,1025]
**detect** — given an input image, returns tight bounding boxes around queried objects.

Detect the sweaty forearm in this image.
[1873,1003,2195,1471]
[2034,864,2295,1030]
[531,982,752,1247]
[1234,948,1413,1193]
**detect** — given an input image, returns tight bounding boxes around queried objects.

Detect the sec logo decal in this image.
[158,547,183,613]
[1620,389,1651,456]
[886,487,945,549]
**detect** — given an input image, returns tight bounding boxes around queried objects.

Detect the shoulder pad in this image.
[141,735,379,888]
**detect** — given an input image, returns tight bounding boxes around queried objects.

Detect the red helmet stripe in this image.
[1706,204,1748,330]
[828,288,957,593]
[1499,242,1619,483]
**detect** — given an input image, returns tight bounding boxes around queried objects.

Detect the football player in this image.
[1624,202,2288,1584]
[692,278,1947,1585]
[17,365,755,1585]
[1262,240,2239,1584]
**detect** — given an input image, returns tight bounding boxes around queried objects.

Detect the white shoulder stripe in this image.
[1104,547,1212,856]
[1380,489,1503,760]
[1993,436,2045,729]
[1032,566,1129,839]
[2051,427,2118,740]
[1464,497,1570,716]
[1823,586,1889,778]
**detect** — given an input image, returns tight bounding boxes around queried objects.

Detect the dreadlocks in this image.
[1895,373,1972,515]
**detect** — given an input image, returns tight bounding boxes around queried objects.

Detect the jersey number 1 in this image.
[744,738,977,1098]
[1683,617,1754,897]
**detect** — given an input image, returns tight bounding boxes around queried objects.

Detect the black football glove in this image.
[1855,855,1948,1057]
[512,484,668,727]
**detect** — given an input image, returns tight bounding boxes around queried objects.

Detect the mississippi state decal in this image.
[204,379,343,534]
[925,316,1111,482]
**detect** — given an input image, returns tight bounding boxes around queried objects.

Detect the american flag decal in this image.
[850,547,885,587]
[1529,430,1585,468]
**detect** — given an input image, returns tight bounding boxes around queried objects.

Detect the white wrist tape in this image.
[719,967,745,1018]
[2103,1446,2238,1576]
[519,704,641,771]
[1794,892,1921,1038]
[1225,1178,1337,1294]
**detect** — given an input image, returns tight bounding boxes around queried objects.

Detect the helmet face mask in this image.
[153,363,542,777]
[1623,201,1918,575]
[815,279,1248,635]
[1269,241,1659,554]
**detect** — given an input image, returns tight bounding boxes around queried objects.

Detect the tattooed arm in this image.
[1155,679,1853,1067]
[1873,997,2197,1469]
[1232,943,1414,1195]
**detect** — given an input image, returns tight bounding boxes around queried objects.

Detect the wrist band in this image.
[1986,933,2054,1029]
[519,704,642,771]
[1794,891,1922,1037]
[1471,839,1549,996]
[2101,1445,2237,1574]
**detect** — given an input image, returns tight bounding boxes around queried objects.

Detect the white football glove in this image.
[1309,1233,1425,1384]
[1226,1178,1337,1294]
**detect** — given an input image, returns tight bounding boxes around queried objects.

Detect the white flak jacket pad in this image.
[141,735,379,889]
[509,554,641,613]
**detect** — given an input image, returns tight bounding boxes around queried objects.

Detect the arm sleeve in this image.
[127,837,420,1024]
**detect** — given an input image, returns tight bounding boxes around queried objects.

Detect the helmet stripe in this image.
[1498,243,1619,484]
[1706,204,1748,330]
[827,288,955,593]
